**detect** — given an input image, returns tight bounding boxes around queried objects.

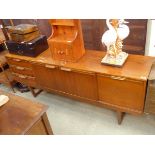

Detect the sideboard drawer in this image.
[10,64,34,76]
[12,72,37,87]
[7,58,32,68]
[97,74,146,113]
[51,42,74,61]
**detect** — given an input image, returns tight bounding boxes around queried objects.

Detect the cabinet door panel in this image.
[57,68,75,94]
[33,63,98,101]
[32,64,60,90]
[72,70,98,101]
[33,64,75,94]
[97,74,146,112]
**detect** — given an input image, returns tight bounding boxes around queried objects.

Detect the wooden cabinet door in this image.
[71,70,98,101]
[33,63,98,101]
[53,67,98,101]
[97,74,146,113]
[32,63,60,91]
[32,64,75,94]
[56,67,75,94]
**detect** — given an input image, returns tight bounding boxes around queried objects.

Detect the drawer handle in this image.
[18,74,27,79]
[119,77,126,81]
[45,64,56,69]
[16,66,25,70]
[11,65,31,71]
[13,58,21,62]
[111,76,126,81]
[27,76,35,80]
[12,72,27,79]
[12,72,17,76]
[60,51,64,54]
[57,51,64,55]
[60,67,71,72]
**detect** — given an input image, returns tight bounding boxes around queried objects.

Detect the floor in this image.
[1,84,155,135]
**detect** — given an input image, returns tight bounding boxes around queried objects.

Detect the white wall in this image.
[145,19,155,56]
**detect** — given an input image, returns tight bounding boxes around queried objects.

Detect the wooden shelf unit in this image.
[48,19,85,62]
[50,19,75,26]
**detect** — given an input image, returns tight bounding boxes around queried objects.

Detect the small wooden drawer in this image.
[7,58,32,68]
[10,64,34,76]
[12,72,37,87]
[51,42,73,61]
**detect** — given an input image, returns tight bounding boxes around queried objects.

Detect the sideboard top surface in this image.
[6,49,155,81]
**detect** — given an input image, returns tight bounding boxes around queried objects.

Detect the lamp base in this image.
[101,52,128,67]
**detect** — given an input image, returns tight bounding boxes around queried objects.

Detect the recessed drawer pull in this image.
[13,58,21,62]
[57,50,64,55]
[45,64,56,69]
[12,72,27,79]
[12,72,17,76]
[60,67,71,72]
[18,75,27,79]
[16,66,25,70]
[57,51,61,54]
[12,72,35,80]
[111,76,126,81]
[60,51,64,54]
[119,77,126,80]
[111,76,120,80]
[27,76,35,80]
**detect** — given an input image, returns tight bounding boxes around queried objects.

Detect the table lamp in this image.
[101,19,130,67]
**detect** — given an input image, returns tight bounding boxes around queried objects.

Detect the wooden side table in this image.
[0,90,53,135]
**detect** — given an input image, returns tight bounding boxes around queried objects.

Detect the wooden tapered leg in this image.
[117,111,125,125]
[5,81,15,93]
[9,82,16,93]
[10,84,15,93]
[42,113,53,135]
[29,87,43,97]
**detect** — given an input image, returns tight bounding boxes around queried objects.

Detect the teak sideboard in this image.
[6,49,155,124]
